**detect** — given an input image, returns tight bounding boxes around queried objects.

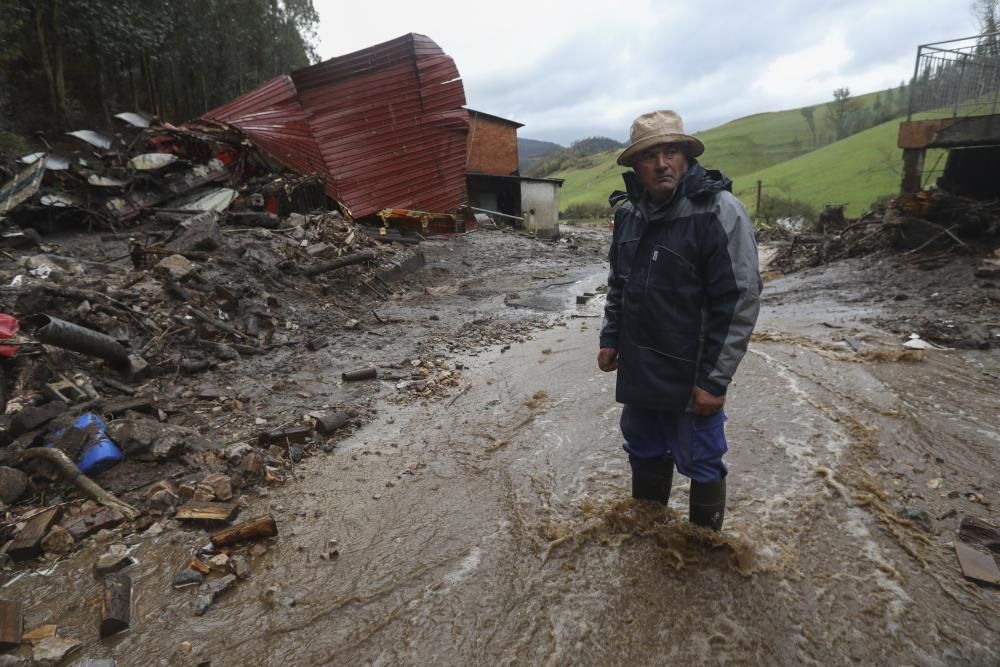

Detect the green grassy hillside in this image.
[554,88,909,217]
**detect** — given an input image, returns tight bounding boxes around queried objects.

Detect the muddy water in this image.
[7,269,999,666]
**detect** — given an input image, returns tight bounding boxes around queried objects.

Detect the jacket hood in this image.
[609,159,732,208]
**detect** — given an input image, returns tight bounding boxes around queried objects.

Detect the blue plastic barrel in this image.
[46,412,124,474]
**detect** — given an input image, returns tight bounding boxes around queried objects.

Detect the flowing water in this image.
[6,266,998,666]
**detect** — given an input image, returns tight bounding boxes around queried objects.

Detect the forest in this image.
[0,0,319,135]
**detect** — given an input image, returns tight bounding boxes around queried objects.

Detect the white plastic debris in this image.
[903,334,932,350]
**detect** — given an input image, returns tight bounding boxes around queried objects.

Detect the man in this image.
[598,110,761,531]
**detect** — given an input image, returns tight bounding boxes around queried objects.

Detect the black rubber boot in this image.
[629,456,674,504]
[689,477,726,530]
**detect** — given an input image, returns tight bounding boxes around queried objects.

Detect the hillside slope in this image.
[553,89,908,216]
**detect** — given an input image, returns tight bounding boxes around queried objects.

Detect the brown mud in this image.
[1,224,997,665]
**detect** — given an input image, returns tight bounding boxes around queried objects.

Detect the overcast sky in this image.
[315,0,981,145]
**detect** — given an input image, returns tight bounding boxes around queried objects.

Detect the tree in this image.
[975,0,999,55]
[799,106,817,147]
[827,88,857,141]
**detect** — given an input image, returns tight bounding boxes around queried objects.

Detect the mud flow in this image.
[4,228,998,665]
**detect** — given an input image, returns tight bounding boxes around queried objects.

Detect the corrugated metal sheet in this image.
[201,34,468,218]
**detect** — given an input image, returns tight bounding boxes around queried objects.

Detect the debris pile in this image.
[0,116,331,231]
[0,198,415,578]
[765,191,1000,274]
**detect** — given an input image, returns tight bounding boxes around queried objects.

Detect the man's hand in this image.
[598,347,618,372]
[691,385,725,416]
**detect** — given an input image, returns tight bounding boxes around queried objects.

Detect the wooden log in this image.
[0,600,22,650]
[314,412,350,436]
[100,573,131,638]
[174,501,238,523]
[342,367,377,382]
[14,449,139,520]
[9,507,62,561]
[301,249,376,277]
[210,515,277,548]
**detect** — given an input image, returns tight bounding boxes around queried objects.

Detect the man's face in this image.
[632,143,689,205]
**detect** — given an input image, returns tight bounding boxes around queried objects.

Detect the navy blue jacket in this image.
[600,160,762,411]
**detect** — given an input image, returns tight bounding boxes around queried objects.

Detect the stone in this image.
[193,574,237,615]
[173,210,223,252]
[21,624,57,642]
[95,544,132,575]
[199,472,233,502]
[172,569,203,588]
[41,525,74,555]
[240,452,265,478]
[228,554,251,580]
[154,254,195,280]
[125,353,150,381]
[32,636,81,663]
[224,443,253,466]
[208,553,229,570]
[149,489,179,514]
[288,445,304,463]
[0,467,28,504]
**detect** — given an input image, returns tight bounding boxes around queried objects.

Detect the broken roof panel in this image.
[202,33,468,218]
[66,130,113,150]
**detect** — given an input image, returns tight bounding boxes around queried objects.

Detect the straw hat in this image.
[617,110,704,166]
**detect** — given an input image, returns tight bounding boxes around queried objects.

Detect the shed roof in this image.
[202,34,468,218]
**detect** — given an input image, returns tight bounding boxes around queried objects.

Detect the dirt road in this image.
[5,227,998,665]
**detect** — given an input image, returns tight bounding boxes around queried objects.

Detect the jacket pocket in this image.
[616,237,640,279]
[646,244,699,291]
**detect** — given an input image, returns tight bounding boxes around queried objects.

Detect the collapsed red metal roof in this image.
[202,33,468,218]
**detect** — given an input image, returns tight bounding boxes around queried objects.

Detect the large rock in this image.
[173,210,223,251]
[41,525,74,555]
[0,466,27,504]
[107,419,207,462]
[154,254,194,280]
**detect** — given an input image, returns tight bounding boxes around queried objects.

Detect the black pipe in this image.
[30,314,129,366]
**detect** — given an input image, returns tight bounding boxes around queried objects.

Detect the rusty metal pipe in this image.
[31,314,129,366]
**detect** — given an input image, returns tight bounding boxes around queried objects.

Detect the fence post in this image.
[754,180,762,223]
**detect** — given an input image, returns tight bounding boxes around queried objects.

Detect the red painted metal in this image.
[201,34,468,219]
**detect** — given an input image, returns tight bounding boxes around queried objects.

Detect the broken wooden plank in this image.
[174,501,238,523]
[955,541,999,586]
[9,507,63,561]
[210,515,277,548]
[61,506,126,541]
[100,574,131,638]
[0,600,23,651]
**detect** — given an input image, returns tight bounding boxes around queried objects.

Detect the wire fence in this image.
[908,31,1000,120]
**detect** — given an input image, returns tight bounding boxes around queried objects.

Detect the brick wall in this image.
[467,114,519,176]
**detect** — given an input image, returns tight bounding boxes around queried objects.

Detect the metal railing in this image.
[908,31,1000,120]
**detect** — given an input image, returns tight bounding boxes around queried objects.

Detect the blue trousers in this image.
[621,405,728,483]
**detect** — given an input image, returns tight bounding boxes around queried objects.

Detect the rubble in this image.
[32,635,81,663]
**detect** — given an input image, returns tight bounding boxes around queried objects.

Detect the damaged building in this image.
[465,109,563,239]
[899,31,1000,200]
